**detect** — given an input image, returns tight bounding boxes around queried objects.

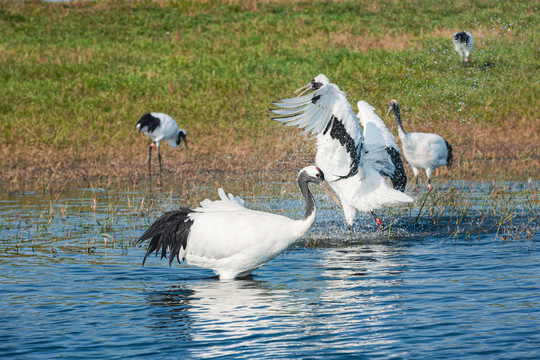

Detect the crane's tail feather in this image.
[136,208,194,266]
[445,140,453,168]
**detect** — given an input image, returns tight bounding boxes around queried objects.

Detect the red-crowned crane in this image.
[136,166,341,280]
[271,74,413,227]
[387,99,453,190]
[136,113,188,176]
[453,31,474,67]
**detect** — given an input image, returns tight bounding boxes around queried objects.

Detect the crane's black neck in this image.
[175,131,183,146]
[297,175,316,220]
[393,106,406,135]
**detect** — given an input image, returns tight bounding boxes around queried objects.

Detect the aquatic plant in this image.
[1,176,537,258]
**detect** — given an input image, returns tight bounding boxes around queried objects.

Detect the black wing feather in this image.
[385,147,407,192]
[454,31,470,44]
[136,208,194,266]
[137,113,161,134]
[445,141,453,168]
[323,115,362,180]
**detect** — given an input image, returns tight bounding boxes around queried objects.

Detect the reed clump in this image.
[1,176,537,257]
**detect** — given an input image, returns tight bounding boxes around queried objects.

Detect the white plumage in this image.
[136,166,341,280]
[453,31,474,67]
[387,99,453,190]
[271,74,413,226]
[136,112,188,175]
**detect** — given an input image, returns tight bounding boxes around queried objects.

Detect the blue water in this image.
[1,185,539,359]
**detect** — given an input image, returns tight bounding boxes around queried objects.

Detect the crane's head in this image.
[298,166,342,208]
[176,129,188,149]
[386,99,400,117]
[295,74,330,96]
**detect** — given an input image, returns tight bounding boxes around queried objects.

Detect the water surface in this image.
[1,182,539,359]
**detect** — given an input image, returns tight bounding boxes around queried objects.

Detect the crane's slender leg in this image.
[370,210,383,230]
[425,168,433,191]
[148,143,154,177]
[348,225,355,245]
[157,145,163,175]
[411,166,420,191]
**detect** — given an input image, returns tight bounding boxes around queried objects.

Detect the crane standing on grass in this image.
[453,31,474,68]
[136,113,188,177]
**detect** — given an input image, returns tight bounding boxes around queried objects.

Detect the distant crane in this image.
[271,74,412,227]
[136,113,188,176]
[386,99,453,190]
[453,31,474,67]
[136,166,341,280]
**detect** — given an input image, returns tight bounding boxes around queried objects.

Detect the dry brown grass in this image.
[308,24,521,54]
[1,117,537,192]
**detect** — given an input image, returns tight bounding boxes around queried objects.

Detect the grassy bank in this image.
[0,0,538,191]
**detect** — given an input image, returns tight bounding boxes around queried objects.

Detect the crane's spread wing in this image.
[356,100,397,176]
[356,101,407,191]
[271,83,364,180]
[356,101,399,150]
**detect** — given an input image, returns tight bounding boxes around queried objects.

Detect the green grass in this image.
[0,0,538,187]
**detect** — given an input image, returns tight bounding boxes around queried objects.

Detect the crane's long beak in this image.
[294,82,312,97]
[182,137,189,150]
[386,106,394,118]
[321,180,342,208]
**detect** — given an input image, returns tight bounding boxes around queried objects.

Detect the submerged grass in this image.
[0,0,538,190]
[1,176,538,258]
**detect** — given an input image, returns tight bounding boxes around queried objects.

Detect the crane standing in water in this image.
[136,166,341,280]
[271,74,412,227]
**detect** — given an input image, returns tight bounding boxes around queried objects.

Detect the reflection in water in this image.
[316,245,410,349]
[145,285,196,341]
[145,277,300,357]
[143,244,412,357]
